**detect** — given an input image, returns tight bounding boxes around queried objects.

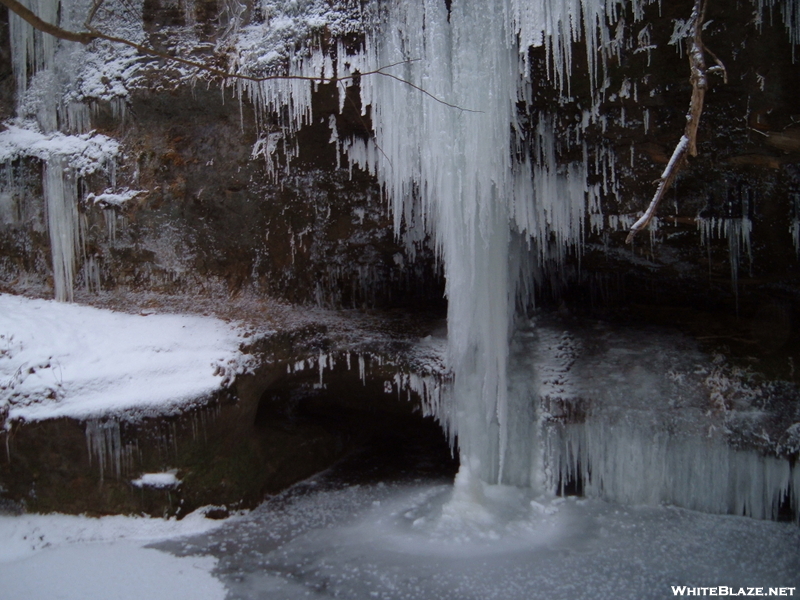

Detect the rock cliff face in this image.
[0,1,797,322]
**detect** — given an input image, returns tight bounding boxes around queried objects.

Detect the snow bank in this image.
[0,294,248,423]
[0,508,233,600]
[0,507,233,563]
[0,545,225,600]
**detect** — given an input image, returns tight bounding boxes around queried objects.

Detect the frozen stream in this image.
[152,317,800,600]
[152,434,800,600]
[1,316,799,599]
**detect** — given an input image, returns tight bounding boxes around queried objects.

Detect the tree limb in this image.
[0,0,479,113]
[626,0,723,244]
[1,0,97,43]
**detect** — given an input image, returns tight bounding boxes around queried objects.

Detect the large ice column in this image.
[43,155,81,302]
[351,0,522,482]
[7,0,58,100]
[347,0,614,485]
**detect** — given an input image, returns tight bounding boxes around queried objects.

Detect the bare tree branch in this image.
[1,0,97,43]
[0,0,479,113]
[626,0,724,244]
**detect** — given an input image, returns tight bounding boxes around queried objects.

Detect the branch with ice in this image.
[627,0,727,244]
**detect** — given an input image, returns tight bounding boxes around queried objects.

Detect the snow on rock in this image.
[86,188,146,207]
[233,0,362,77]
[131,471,182,489]
[0,294,249,423]
[0,124,120,176]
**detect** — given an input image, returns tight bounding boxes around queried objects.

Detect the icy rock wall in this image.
[4,0,133,301]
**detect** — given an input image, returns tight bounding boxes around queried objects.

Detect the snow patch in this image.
[0,294,248,423]
[132,471,182,489]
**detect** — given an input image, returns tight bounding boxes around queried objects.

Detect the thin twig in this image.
[83,0,106,30]
[375,70,482,113]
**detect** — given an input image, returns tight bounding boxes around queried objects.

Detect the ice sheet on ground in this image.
[0,509,233,600]
[154,476,800,600]
[0,293,247,422]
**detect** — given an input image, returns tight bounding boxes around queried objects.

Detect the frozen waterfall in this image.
[346,0,631,485]
[1,0,798,521]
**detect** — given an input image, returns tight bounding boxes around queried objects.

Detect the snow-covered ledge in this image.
[0,293,250,424]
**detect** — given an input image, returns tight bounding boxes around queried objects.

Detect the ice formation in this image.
[283,348,449,424]
[0,126,121,300]
[86,418,134,481]
[339,0,657,484]
[3,0,799,520]
[697,216,753,308]
[333,0,798,516]
[547,422,799,521]
[3,0,142,300]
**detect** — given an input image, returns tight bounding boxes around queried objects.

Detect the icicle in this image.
[82,254,101,292]
[792,193,800,257]
[317,351,328,387]
[358,353,366,385]
[696,216,753,306]
[753,0,800,61]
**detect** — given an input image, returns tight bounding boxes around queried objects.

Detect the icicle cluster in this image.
[284,349,450,423]
[547,422,799,522]
[8,0,58,100]
[85,418,136,481]
[697,216,753,305]
[754,0,800,60]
